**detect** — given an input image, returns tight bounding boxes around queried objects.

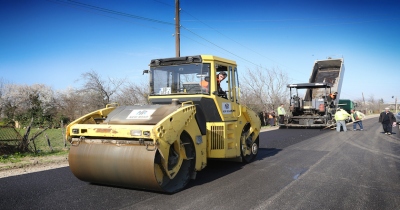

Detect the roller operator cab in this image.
[66,55,261,193]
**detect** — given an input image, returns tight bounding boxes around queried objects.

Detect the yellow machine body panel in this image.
[66,55,261,193]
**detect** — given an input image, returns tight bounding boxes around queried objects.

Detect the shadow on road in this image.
[187,148,281,188]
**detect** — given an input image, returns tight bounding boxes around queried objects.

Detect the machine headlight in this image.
[143,131,150,137]
[72,128,79,134]
[130,130,142,136]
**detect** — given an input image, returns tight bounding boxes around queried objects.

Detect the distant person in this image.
[259,111,267,126]
[351,109,366,131]
[277,104,286,125]
[334,108,351,132]
[263,111,269,126]
[378,107,396,135]
[268,111,275,126]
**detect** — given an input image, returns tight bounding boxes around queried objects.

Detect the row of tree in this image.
[2,68,287,128]
[0,68,386,129]
[352,96,391,114]
[0,71,148,128]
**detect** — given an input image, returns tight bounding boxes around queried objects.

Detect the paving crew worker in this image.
[277,104,286,125]
[351,109,365,131]
[378,107,397,135]
[329,92,338,108]
[334,108,351,132]
[329,92,338,100]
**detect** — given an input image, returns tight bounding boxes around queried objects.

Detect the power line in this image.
[50,0,306,83]
[181,9,292,69]
[50,0,305,83]
[48,0,221,57]
[51,0,175,25]
[152,1,291,71]
[180,26,260,67]
[183,17,400,30]
[52,0,277,70]
[182,14,400,22]
[152,0,259,65]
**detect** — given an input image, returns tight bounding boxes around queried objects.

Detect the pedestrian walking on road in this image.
[378,107,396,135]
[351,109,365,131]
[335,108,351,132]
[277,104,286,125]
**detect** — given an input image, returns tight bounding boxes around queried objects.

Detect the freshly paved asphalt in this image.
[0,117,399,210]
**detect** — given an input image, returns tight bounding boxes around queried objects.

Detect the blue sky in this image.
[1,0,399,103]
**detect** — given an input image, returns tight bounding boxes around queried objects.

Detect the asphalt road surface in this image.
[1,117,399,210]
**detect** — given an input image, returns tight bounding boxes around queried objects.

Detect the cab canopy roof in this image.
[149,55,236,67]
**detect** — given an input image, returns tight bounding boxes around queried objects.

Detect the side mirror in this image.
[142,70,149,75]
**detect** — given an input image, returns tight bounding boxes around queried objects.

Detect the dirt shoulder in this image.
[0,154,69,178]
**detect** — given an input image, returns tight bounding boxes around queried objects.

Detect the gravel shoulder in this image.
[0,154,69,178]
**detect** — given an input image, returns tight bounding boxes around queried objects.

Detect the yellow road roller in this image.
[66,55,261,193]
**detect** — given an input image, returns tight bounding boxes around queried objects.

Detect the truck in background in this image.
[338,99,357,114]
[285,58,345,128]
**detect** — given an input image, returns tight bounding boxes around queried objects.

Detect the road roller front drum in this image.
[68,132,195,193]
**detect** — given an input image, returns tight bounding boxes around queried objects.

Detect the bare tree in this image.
[366,94,388,113]
[55,87,90,122]
[77,70,126,109]
[353,98,364,110]
[0,78,7,118]
[240,67,289,113]
[115,81,149,105]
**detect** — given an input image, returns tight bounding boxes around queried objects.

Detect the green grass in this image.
[0,128,70,163]
[0,150,69,164]
[18,128,69,152]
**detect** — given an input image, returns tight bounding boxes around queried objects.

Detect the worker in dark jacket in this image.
[378,107,396,135]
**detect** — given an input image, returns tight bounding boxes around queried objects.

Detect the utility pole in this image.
[362,92,366,113]
[175,0,180,57]
[362,92,365,107]
[393,96,398,113]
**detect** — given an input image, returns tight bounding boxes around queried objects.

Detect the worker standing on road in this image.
[351,109,366,131]
[268,111,275,127]
[334,108,351,132]
[378,107,397,135]
[277,104,286,125]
